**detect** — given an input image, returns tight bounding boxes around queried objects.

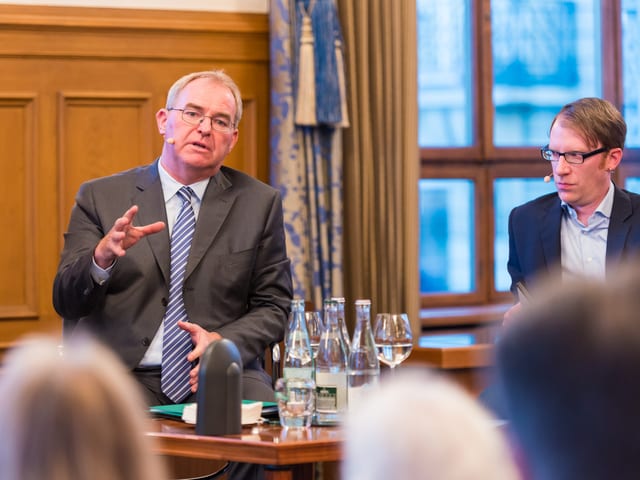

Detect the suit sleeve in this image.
[506,207,524,299]
[53,183,111,321]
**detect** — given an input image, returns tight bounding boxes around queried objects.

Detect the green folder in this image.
[150,400,278,420]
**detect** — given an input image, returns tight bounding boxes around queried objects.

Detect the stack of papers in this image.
[182,401,263,425]
[150,400,277,426]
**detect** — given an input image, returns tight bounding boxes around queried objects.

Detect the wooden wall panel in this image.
[0,95,37,319]
[0,4,270,355]
[57,92,154,234]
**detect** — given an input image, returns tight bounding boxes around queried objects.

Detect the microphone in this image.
[544,173,553,183]
[166,137,175,145]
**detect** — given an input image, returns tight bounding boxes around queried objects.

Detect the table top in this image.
[405,344,495,369]
[147,417,344,466]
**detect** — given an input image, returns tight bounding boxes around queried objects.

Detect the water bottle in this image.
[283,298,314,381]
[347,299,380,409]
[314,298,348,424]
[332,296,351,356]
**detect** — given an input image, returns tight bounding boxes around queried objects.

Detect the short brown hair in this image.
[550,97,626,150]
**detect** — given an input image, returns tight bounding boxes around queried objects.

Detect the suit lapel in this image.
[132,161,171,284]
[606,185,633,270]
[185,169,235,279]
[541,200,563,268]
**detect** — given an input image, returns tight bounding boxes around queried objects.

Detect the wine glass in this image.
[373,313,413,370]
[304,311,323,358]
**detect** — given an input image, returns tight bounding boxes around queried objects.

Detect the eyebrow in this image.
[183,102,233,121]
[547,146,592,152]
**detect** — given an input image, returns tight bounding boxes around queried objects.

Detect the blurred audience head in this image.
[342,369,520,480]
[0,334,167,480]
[497,262,640,480]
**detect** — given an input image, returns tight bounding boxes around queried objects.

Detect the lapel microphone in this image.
[544,173,553,183]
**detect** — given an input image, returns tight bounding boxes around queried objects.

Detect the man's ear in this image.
[156,108,168,134]
[607,147,623,171]
[227,129,239,155]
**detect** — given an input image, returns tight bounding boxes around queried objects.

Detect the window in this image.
[417,0,472,147]
[419,178,475,293]
[622,0,640,147]
[417,0,636,326]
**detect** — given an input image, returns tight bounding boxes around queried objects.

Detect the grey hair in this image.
[165,69,243,127]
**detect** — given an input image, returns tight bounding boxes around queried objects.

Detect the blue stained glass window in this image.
[625,177,640,194]
[492,0,602,146]
[419,179,475,294]
[622,0,640,147]
[417,0,472,147]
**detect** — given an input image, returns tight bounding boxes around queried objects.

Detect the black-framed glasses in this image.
[167,108,235,133]
[540,145,609,165]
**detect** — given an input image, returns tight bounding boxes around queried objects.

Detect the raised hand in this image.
[94,205,165,269]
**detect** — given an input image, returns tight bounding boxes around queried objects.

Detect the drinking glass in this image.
[275,377,315,428]
[305,311,323,358]
[373,313,413,369]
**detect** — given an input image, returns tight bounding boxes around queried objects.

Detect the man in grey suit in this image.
[53,70,292,408]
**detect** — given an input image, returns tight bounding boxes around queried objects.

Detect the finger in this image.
[136,221,166,236]
[177,320,199,333]
[111,211,137,235]
[187,345,205,363]
[122,205,139,223]
[190,364,199,383]
[190,365,199,392]
[502,302,521,326]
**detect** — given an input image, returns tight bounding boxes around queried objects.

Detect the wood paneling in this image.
[57,91,154,233]
[0,4,270,356]
[0,94,38,319]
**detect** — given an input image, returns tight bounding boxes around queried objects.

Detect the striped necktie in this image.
[161,186,197,403]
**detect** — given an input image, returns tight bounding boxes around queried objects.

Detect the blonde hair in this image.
[165,69,243,127]
[0,335,167,480]
[343,369,520,480]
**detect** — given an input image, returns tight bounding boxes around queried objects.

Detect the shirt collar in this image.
[158,160,209,202]
[561,181,614,219]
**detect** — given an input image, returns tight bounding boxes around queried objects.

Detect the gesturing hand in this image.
[502,302,522,326]
[177,321,223,393]
[94,205,165,269]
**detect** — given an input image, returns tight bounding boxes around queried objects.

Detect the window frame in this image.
[419,0,628,325]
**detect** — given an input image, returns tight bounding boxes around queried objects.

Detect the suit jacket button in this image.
[161,297,168,307]
[141,337,151,347]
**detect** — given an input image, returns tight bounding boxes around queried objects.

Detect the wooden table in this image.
[403,343,495,396]
[148,418,343,480]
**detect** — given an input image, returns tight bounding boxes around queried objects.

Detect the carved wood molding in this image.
[0,4,269,61]
[0,4,268,32]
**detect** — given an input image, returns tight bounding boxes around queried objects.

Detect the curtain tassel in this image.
[295,11,317,126]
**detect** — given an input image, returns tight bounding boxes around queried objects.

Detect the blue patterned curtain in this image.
[269,0,347,309]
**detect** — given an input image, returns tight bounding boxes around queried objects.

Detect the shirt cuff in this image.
[90,257,115,285]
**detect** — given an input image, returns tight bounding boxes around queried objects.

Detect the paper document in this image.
[181,401,263,425]
[150,400,277,425]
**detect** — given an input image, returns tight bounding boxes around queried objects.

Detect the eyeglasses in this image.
[167,108,235,133]
[540,145,609,165]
